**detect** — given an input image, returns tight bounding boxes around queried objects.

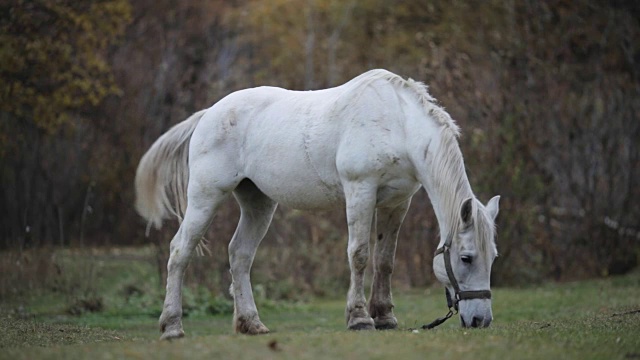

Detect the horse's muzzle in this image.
[461,314,492,328]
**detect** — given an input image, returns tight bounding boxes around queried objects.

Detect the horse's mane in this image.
[344,69,461,137]
[345,69,494,261]
[433,134,496,264]
[432,129,497,264]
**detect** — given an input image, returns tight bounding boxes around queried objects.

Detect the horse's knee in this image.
[348,243,370,272]
[376,259,394,275]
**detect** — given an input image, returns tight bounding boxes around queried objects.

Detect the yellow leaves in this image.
[226,0,465,89]
[0,0,132,134]
[0,39,25,73]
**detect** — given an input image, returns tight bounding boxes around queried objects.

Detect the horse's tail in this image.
[135,109,208,234]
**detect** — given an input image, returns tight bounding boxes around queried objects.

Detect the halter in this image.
[421,232,492,330]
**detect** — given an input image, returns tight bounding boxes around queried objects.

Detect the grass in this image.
[0,247,639,359]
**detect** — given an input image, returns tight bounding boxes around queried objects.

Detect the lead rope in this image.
[420,288,457,329]
[406,288,457,331]
[421,309,454,330]
[414,231,461,330]
[412,234,458,331]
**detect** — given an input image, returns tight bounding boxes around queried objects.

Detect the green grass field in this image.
[1,248,639,359]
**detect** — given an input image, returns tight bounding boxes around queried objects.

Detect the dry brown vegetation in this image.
[1,0,639,298]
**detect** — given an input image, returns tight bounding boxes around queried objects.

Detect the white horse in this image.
[135,69,500,339]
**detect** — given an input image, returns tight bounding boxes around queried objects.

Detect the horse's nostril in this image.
[471,316,482,328]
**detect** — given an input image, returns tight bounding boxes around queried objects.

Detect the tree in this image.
[0,0,131,248]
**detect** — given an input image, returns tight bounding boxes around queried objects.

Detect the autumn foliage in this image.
[1,0,638,296]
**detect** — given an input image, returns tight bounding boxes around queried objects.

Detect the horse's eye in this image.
[461,255,473,264]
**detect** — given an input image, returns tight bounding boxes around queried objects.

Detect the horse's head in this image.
[433,195,500,328]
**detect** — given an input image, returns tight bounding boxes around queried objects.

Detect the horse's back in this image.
[190,77,421,210]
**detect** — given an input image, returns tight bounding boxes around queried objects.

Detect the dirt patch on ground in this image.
[0,313,124,349]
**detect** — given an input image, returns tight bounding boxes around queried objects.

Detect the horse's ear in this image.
[460,198,473,225]
[486,195,500,220]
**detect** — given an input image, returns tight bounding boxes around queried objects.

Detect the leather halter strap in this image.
[420,232,491,330]
[434,245,492,309]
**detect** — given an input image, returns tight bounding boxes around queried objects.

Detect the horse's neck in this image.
[414,129,473,245]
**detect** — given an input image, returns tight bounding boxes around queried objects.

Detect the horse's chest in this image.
[375,178,421,207]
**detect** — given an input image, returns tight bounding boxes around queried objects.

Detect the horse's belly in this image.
[251,175,419,210]
[241,116,344,210]
[250,172,344,210]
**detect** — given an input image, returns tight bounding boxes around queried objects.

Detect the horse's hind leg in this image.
[368,199,411,330]
[159,176,233,340]
[229,179,277,335]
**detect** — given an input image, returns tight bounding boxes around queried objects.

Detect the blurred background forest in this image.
[1,0,639,302]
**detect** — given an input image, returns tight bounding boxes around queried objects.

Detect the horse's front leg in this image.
[369,199,411,330]
[344,181,377,331]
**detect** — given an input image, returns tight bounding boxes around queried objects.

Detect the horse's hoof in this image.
[247,324,270,335]
[374,316,398,330]
[159,315,184,341]
[160,328,185,341]
[235,314,270,335]
[349,322,375,331]
[238,322,269,335]
[348,317,375,331]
